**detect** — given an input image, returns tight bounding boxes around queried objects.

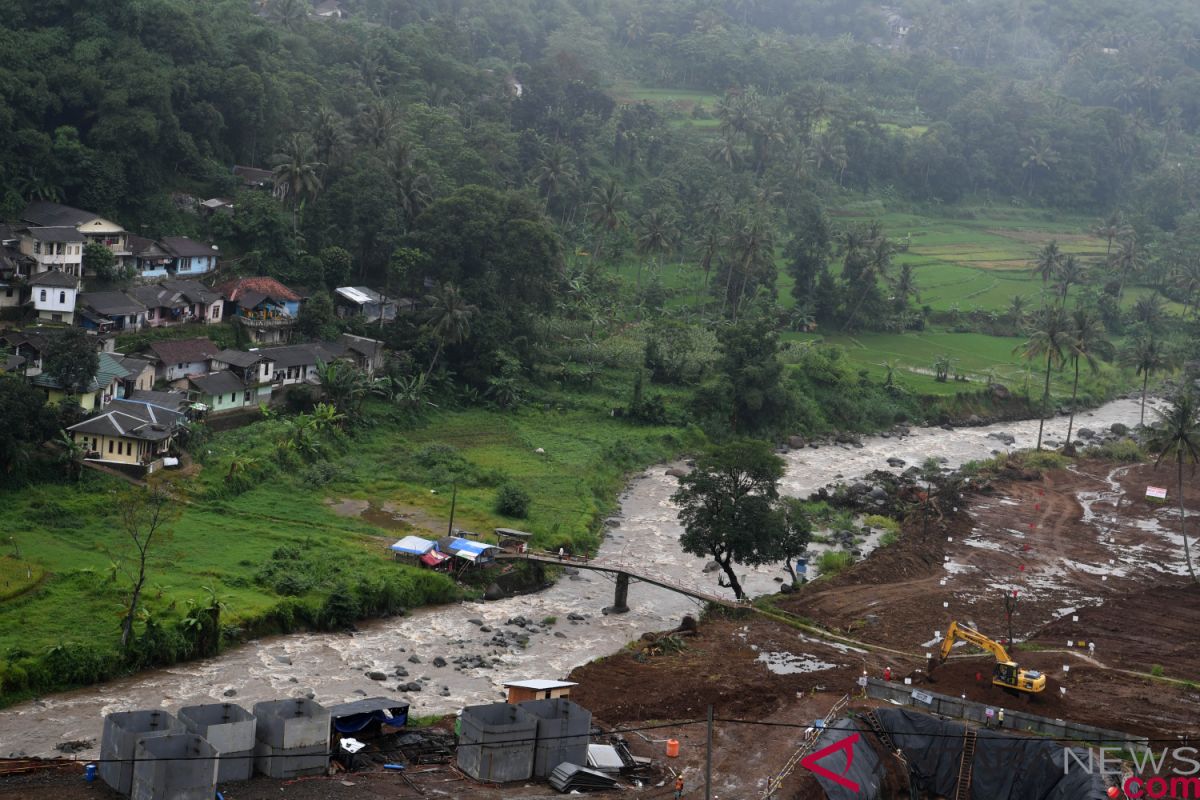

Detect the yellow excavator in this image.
[938,621,1046,694]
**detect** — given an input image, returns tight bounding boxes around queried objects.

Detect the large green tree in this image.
[713,308,793,435]
[0,376,56,477]
[44,329,99,397]
[672,440,789,600]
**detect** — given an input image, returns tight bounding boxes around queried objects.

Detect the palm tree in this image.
[1031,240,1062,289]
[1132,293,1165,333]
[695,228,723,290]
[1017,304,1070,450]
[587,180,626,263]
[314,360,371,419]
[1122,335,1173,425]
[1145,390,1200,584]
[310,107,345,169]
[725,214,773,320]
[1113,236,1144,304]
[14,168,62,203]
[268,0,307,31]
[1094,211,1130,261]
[1174,260,1200,319]
[56,431,85,483]
[1019,136,1059,196]
[635,210,674,297]
[532,145,577,210]
[354,99,400,150]
[1054,254,1086,302]
[892,262,919,314]
[424,283,478,379]
[1008,295,1028,328]
[1064,308,1110,445]
[271,133,323,234]
[387,143,433,226]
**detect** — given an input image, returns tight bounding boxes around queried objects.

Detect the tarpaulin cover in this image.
[390,536,435,555]
[873,709,1109,800]
[329,698,409,734]
[807,718,883,800]
[420,551,449,566]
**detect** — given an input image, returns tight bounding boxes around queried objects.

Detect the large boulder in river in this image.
[1110,423,1129,436]
[666,467,691,479]
[990,383,1012,400]
[886,457,906,467]
[703,560,721,574]
[484,583,505,601]
[1077,428,1095,440]
[987,432,1016,446]
[787,435,806,449]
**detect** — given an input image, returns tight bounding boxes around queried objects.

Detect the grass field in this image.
[0,381,698,694]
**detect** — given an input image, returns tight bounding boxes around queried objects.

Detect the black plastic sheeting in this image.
[807,709,1108,800]
[806,718,883,800]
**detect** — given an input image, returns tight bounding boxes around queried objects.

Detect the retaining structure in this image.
[178,702,257,782]
[457,702,538,783]
[518,698,592,777]
[252,698,331,778]
[100,710,185,796]
[865,678,1151,753]
[131,734,218,800]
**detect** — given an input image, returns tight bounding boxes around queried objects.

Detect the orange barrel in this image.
[666,739,680,758]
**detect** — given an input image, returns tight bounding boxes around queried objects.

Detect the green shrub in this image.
[817,551,854,575]
[1085,438,1145,463]
[879,531,899,547]
[864,515,900,534]
[1151,664,1165,677]
[495,484,531,518]
[1017,450,1071,471]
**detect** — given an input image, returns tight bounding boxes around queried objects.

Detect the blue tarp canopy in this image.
[447,537,498,562]
[390,535,435,556]
[329,698,409,735]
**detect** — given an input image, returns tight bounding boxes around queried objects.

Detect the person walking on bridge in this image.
[558,546,565,561]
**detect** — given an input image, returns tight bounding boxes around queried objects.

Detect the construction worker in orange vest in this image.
[674,775,685,799]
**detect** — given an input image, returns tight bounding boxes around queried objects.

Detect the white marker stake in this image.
[904,678,912,685]
[943,602,949,608]
[1060,687,1067,696]
[1063,665,1070,673]
[925,653,932,660]
[1102,576,1107,581]
[947,537,953,542]
[1072,615,1079,622]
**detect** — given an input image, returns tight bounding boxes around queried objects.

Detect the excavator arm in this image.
[941,621,1012,663]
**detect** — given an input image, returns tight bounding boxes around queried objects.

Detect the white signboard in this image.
[911,689,934,705]
[1146,486,1168,501]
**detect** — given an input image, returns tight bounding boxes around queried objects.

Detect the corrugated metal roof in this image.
[503,680,577,691]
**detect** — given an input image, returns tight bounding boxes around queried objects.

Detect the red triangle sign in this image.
[800,732,861,791]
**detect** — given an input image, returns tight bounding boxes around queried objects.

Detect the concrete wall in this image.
[100,710,184,796]
[518,698,591,777]
[252,698,330,779]
[457,702,538,783]
[865,678,1150,753]
[178,703,257,783]
[132,734,218,800]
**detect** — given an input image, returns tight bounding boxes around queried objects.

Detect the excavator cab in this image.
[993,662,1018,687]
[992,661,1047,693]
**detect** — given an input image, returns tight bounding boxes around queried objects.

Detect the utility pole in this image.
[446,482,458,538]
[705,705,713,800]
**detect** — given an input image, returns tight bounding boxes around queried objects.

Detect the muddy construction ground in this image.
[3,458,1198,799]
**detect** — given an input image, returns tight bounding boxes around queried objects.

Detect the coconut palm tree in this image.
[268,0,307,31]
[1132,293,1166,333]
[1007,294,1029,329]
[532,145,577,210]
[1017,304,1071,450]
[1113,236,1144,304]
[310,107,345,170]
[271,134,323,234]
[1094,211,1130,261]
[1122,335,1173,425]
[1145,390,1200,584]
[587,179,626,263]
[1064,308,1110,446]
[725,214,773,321]
[354,99,400,150]
[1054,254,1087,302]
[56,431,86,483]
[1174,260,1200,319]
[635,210,674,297]
[1031,240,1062,290]
[1019,136,1059,197]
[423,283,478,380]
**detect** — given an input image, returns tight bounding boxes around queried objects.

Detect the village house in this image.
[68,398,185,473]
[78,291,146,333]
[161,236,219,277]
[20,201,130,267]
[115,355,156,395]
[258,342,338,386]
[144,337,220,384]
[129,280,222,327]
[128,235,175,280]
[232,165,274,190]
[1,353,24,373]
[16,226,84,278]
[186,370,256,413]
[29,269,80,324]
[502,680,577,704]
[32,350,129,411]
[0,329,49,376]
[0,226,32,310]
[217,276,301,344]
[124,389,191,414]
[336,333,386,376]
[210,348,274,406]
[333,286,405,323]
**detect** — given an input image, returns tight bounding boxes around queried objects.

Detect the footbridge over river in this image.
[495,551,744,612]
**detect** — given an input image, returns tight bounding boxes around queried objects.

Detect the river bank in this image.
[0,396,1165,760]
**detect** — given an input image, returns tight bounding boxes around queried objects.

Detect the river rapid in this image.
[0,397,1156,758]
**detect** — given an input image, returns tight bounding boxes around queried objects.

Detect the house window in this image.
[244,390,251,402]
[229,393,236,403]
[51,313,61,322]
[59,291,66,304]
[4,288,12,298]
[108,440,114,454]
[178,363,184,369]
[39,289,46,302]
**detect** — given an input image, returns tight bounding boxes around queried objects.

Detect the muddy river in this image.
[0,397,1158,758]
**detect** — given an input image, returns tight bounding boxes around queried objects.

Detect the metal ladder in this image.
[864,710,897,753]
[953,729,977,800]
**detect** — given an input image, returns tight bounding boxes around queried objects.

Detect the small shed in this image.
[456,703,537,783]
[503,679,577,704]
[495,527,534,552]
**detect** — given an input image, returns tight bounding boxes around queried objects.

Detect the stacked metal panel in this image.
[178,702,257,782]
[548,763,618,792]
[252,698,331,778]
[100,710,185,796]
